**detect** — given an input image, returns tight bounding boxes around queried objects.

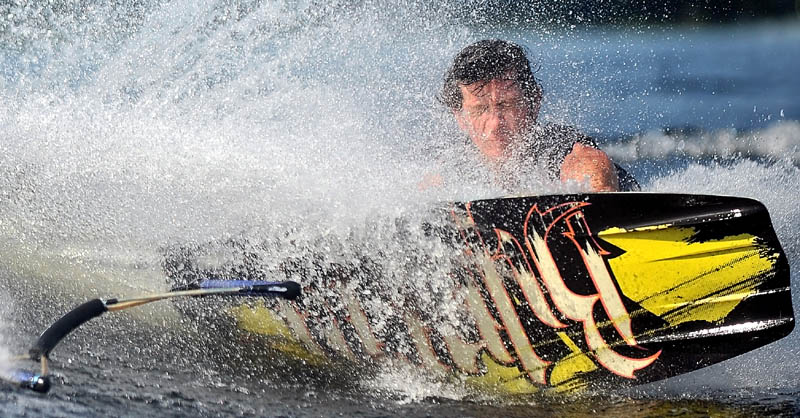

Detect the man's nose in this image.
[485,107,509,133]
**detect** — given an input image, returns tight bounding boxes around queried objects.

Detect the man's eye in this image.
[467,106,488,116]
[498,101,521,111]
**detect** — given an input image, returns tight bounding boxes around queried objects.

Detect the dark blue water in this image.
[0,2,799,416]
[529,21,800,136]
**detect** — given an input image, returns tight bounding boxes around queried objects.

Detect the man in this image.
[439,39,638,192]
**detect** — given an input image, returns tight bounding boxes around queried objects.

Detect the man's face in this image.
[454,78,535,162]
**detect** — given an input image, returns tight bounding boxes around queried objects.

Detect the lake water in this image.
[0,2,799,416]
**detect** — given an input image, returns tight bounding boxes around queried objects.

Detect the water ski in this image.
[163,192,792,394]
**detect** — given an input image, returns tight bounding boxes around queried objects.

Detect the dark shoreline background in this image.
[448,0,800,25]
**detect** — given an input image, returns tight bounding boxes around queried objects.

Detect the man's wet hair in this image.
[439,39,541,112]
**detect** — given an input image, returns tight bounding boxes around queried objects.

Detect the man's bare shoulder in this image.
[567,142,613,161]
[561,143,619,192]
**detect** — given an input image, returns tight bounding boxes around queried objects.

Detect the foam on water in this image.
[606,121,800,164]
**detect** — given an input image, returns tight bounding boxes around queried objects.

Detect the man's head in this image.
[440,40,542,162]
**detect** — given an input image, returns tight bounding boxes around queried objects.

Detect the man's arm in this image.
[560,143,620,192]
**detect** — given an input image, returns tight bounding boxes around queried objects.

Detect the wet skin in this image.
[454,78,619,192]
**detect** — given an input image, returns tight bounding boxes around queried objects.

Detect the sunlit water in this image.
[0,2,799,416]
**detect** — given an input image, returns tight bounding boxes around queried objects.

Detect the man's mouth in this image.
[485,135,511,143]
